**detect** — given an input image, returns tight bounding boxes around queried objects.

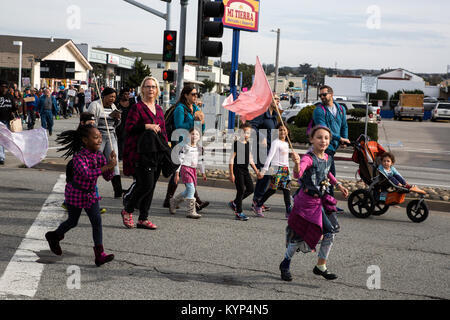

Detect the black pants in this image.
[55,201,102,246]
[325,149,336,197]
[233,168,254,213]
[260,187,291,213]
[125,165,161,221]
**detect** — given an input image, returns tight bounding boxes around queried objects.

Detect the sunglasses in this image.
[190,92,198,96]
[319,93,329,97]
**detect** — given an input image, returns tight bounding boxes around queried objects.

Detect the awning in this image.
[184,79,204,85]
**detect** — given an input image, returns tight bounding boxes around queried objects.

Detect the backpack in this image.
[306,103,344,136]
[164,104,190,141]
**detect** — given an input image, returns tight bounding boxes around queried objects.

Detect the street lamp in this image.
[270,28,280,93]
[13,41,23,91]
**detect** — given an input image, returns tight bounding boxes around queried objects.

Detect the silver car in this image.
[431,102,450,121]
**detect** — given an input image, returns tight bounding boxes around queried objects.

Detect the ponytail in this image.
[56,124,95,159]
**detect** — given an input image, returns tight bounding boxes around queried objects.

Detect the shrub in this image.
[369,89,389,107]
[348,108,373,120]
[287,125,308,144]
[347,121,378,141]
[294,105,316,128]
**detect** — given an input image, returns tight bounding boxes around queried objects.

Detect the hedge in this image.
[288,121,378,144]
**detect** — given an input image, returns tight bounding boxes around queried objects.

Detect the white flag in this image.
[0,122,48,167]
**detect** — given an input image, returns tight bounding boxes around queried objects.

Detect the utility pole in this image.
[176,0,189,99]
[123,0,172,110]
[13,41,23,91]
[271,28,280,93]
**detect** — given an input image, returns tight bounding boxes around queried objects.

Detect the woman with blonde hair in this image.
[121,76,168,230]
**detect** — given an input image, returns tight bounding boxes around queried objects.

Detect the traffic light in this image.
[196,0,224,66]
[162,70,176,82]
[162,30,177,62]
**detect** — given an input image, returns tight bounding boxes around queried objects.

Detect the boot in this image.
[163,180,178,208]
[112,175,124,198]
[169,193,184,215]
[45,231,64,256]
[93,245,114,267]
[186,199,201,219]
[194,190,209,212]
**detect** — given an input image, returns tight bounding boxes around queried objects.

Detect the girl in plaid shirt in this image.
[45,124,117,267]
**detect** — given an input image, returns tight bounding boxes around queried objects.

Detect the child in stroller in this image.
[378,152,411,189]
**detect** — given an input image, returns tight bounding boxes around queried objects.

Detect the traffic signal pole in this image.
[227,29,240,130]
[123,0,172,111]
[176,0,189,100]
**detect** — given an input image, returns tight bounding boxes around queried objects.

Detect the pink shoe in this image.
[93,245,114,267]
[253,205,264,217]
[137,220,158,230]
[121,209,135,229]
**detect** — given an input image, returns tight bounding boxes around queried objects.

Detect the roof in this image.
[0,34,70,59]
[94,47,197,62]
[0,34,92,69]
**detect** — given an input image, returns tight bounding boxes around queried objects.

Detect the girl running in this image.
[45,124,116,266]
[279,125,349,281]
[169,127,206,219]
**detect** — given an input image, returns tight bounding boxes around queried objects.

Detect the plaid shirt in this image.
[65,148,114,208]
[123,101,167,177]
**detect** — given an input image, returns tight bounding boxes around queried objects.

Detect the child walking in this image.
[253,125,297,218]
[279,125,349,281]
[170,127,207,219]
[228,123,261,221]
[45,124,117,266]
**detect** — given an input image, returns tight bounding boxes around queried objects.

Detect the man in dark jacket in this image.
[0,80,17,164]
[38,88,59,136]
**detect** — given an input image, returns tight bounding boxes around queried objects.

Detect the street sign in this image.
[361,76,378,93]
[222,0,259,32]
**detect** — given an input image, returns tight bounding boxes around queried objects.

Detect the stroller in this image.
[347,135,429,223]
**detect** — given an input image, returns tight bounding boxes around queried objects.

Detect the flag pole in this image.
[271,95,294,152]
[92,74,113,149]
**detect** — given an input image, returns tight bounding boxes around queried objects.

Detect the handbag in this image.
[10,117,23,132]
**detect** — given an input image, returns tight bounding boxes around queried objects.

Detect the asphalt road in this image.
[0,114,449,302]
[0,167,449,301]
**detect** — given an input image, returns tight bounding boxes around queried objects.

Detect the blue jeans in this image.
[181,183,196,199]
[40,110,54,135]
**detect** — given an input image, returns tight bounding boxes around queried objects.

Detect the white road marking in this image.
[0,174,66,298]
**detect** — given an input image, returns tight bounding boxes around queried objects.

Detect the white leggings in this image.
[285,233,335,261]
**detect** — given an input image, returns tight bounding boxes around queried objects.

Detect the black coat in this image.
[137,130,178,177]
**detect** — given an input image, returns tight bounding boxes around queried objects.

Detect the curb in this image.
[7,159,450,213]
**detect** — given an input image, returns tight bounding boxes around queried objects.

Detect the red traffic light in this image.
[166,34,173,41]
[163,69,175,82]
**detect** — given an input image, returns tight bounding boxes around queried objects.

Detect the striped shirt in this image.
[65,148,114,208]
[87,100,120,134]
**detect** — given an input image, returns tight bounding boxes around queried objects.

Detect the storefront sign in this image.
[107,54,120,65]
[222,0,260,32]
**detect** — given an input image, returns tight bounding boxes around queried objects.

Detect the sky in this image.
[1,0,449,74]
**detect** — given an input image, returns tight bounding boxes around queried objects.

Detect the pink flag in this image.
[0,123,48,167]
[222,56,273,122]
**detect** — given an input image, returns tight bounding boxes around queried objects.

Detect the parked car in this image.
[431,102,450,121]
[280,93,289,101]
[423,96,438,111]
[281,102,310,124]
[351,102,381,121]
[394,94,424,121]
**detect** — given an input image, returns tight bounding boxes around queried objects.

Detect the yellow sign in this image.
[222,0,260,32]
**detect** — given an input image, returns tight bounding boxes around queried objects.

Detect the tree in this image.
[298,63,312,75]
[201,79,215,93]
[124,58,151,90]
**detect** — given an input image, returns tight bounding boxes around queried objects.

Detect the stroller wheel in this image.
[406,200,429,223]
[372,202,390,216]
[348,190,374,218]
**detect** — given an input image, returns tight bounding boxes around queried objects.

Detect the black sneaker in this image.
[279,263,292,281]
[196,201,209,212]
[313,266,338,280]
[0,160,4,165]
